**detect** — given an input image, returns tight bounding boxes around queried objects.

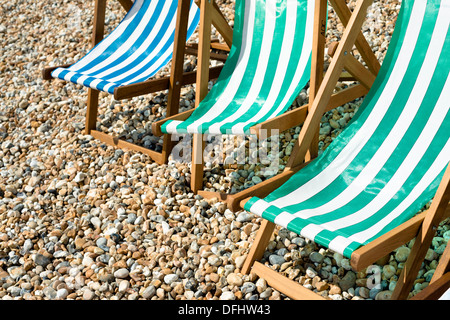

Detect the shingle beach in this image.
[0,0,448,300]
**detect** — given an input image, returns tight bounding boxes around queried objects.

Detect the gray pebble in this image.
[268,254,285,265]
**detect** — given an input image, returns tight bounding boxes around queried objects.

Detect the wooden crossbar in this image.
[252,261,328,300]
[90,130,164,163]
[113,65,224,100]
[249,83,368,138]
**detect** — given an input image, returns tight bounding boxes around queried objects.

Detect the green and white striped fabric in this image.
[245,0,450,258]
[161,0,315,135]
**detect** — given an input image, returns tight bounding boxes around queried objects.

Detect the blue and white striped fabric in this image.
[51,0,200,94]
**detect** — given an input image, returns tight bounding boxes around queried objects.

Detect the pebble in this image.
[375,290,392,300]
[339,271,356,292]
[269,254,286,266]
[382,265,396,279]
[220,291,236,300]
[114,269,129,279]
[164,274,179,285]
[395,247,411,262]
[141,286,156,299]
[34,254,51,267]
[226,273,243,287]
[56,288,69,299]
[309,252,324,264]
[118,280,130,293]
[83,289,95,300]
[369,287,382,300]
[306,267,318,278]
[242,282,257,294]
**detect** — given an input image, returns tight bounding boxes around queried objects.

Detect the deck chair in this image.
[236,0,450,300]
[152,0,379,194]
[411,240,450,300]
[42,0,232,164]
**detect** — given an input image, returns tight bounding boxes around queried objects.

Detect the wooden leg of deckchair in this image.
[191,134,205,193]
[189,0,232,191]
[162,0,192,164]
[391,164,450,300]
[241,219,276,275]
[189,0,212,193]
[304,0,327,161]
[92,0,106,48]
[160,135,176,164]
[85,88,99,135]
[84,0,106,135]
[240,211,327,300]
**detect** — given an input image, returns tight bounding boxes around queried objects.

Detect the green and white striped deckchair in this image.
[160,0,316,135]
[240,0,450,300]
[153,0,375,194]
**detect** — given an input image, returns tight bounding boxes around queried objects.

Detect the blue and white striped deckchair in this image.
[51,0,200,95]
[43,0,212,164]
[240,0,450,300]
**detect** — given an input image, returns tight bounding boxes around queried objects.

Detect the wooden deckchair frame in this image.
[42,0,232,165]
[236,0,450,300]
[151,0,379,195]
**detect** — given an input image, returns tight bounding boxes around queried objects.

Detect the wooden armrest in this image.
[42,64,72,80]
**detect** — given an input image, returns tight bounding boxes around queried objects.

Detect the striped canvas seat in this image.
[244,0,450,258]
[51,0,200,94]
[161,0,316,135]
